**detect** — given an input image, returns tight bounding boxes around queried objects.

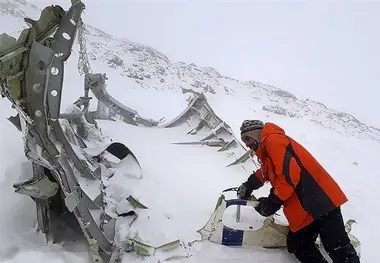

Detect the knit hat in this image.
[240,120,264,142]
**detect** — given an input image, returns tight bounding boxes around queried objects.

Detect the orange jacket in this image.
[253,122,348,232]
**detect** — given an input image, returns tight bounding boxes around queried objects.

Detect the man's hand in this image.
[254,190,283,217]
[237,183,252,200]
[237,170,265,200]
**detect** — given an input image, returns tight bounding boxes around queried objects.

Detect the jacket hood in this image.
[255,122,286,160]
[260,122,286,141]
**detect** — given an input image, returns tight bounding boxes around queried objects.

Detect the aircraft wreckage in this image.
[0,1,361,262]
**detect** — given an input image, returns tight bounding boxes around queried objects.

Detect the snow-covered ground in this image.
[0,76,378,262]
[0,1,378,263]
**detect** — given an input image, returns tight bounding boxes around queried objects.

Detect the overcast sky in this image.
[35,0,380,127]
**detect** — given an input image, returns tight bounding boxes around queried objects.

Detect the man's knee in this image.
[287,230,329,263]
[286,231,299,253]
[286,230,314,253]
[286,226,317,253]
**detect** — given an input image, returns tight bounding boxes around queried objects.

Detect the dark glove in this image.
[237,170,264,200]
[254,189,283,217]
[237,182,253,200]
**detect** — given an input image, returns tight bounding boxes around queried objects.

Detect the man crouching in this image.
[238,120,360,263]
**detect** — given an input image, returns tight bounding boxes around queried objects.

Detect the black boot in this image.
[293,247,329,263]
[333,244,360,263]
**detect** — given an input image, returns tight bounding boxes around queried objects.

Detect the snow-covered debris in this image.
[0,1,377,263]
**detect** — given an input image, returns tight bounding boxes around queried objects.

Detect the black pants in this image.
[287,207,360,263]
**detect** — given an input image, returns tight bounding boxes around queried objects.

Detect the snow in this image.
[2,84,377,262]
[0,1,378,263]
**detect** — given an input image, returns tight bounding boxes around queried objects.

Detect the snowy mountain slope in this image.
[0,0,41,37]
[1,0,378,142]
[0,1,378,263]
[80,25,380,143]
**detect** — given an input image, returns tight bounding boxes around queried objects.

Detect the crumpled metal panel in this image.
[88,73,138,125]
[87,73,163,127]
[13,173,59,199]
[0,2,120,263]
[0,5,65,100]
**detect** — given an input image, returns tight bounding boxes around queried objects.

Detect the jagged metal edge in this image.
[87,73,139,125]
[0,5,66,115]
[161,89,253,166]
[173,89,254,166]
[85,73,164,127]
[0,5,65,57]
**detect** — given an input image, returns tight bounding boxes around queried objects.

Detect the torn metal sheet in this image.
[126,195,148,209]
[13,174,59,200]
